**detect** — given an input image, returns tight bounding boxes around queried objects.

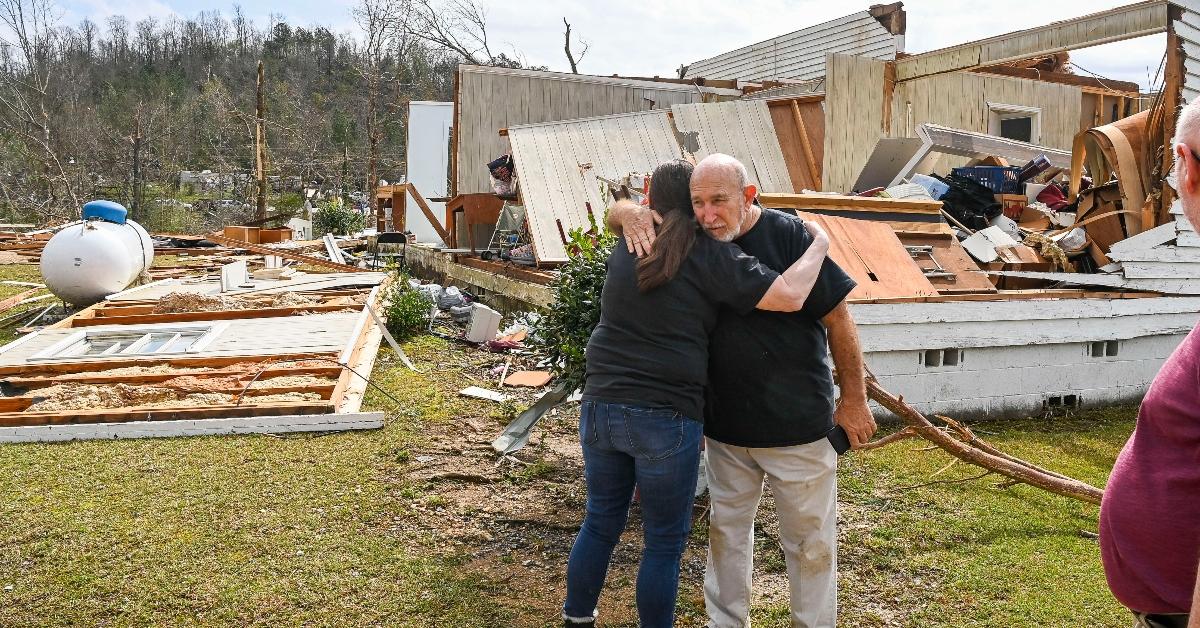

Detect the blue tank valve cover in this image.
[81,200,129,224]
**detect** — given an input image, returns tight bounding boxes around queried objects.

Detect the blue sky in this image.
[54,0,1168,90]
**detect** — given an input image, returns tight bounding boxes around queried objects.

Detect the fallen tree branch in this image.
[896,470,994,492]
[860,426,918,450]
[865,377,1104,505]
[933,414,1079,483]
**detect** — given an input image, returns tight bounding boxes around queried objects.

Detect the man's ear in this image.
[1178,144,1199,195]
[743,183,758,207]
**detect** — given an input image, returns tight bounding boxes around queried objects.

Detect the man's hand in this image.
[608,199,662,257]
[834,398,877,449]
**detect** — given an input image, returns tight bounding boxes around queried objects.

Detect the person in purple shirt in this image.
[1099,100,1200,628]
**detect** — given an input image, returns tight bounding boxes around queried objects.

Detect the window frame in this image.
[985,102,1042,144]
[29,323,228,361]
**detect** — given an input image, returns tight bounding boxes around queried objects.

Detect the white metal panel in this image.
[851,295,1200,325]
[684,10,898,81]
[405,102,454,244]
[1182,7,1200,104]
[896,1,1169,81]
[508,110,683,263]
[670,101,794,193]
[455,66,736,195]
[0,312,363,365]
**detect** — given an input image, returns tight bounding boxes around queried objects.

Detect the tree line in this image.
[0,0,570,228]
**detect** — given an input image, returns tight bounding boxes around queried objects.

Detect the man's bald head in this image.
[694,154,749,191]
[690,153,759,241]
[1175,100,1200,230]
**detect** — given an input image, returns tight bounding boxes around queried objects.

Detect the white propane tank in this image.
[40,200,155,306]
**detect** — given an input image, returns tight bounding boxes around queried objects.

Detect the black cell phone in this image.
[827,425,852,456]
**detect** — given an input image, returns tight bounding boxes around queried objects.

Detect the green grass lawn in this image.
[0,332,1137,627]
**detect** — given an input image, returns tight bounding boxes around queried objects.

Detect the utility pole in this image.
[255,60,268,221]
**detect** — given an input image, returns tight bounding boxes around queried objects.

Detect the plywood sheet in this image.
[897,233,997,294]
[768,99,825,191]
[796,212,938,299]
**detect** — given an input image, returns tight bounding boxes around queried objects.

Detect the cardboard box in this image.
[223,226,260,244]
[995,194,1027,220]
[258,228,293,244]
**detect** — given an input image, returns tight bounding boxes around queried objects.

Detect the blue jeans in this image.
[563,400,704,627]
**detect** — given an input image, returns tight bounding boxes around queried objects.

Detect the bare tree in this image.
[354,0,406,214]
[0,0,80,220]
[254,60,267,220]
[562,17,587,74]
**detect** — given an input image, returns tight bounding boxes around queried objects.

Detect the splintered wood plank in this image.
[0,412,386,443]
[0,401,337,428]
[5,365,344,387]
[760,193,942,214]
[796,212,939,299]
[68,304,358,328]
[0,352,337,377]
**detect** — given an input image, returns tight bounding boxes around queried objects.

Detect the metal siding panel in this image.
[684,11,896,80]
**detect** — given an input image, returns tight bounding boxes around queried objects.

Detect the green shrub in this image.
[313,197,366,236]
[383,271,433,340]
[527,214,614,392]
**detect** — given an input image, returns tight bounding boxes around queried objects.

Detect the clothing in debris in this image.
[704,209,856,448]
[582,235,777,421]
[488,154,516,195]
[1100,320,1200,615]
[936,173,1003,230]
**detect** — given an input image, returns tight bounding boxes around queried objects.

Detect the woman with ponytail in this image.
[563,159,830,627]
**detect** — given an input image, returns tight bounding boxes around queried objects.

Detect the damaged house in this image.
[399,0,1200,421]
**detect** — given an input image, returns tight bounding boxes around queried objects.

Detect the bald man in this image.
[610,154,875,628]
[1099,102,1200,628]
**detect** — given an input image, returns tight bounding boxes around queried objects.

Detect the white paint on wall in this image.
[405,101,453,245]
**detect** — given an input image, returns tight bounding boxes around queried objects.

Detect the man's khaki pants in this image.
[704,437,837,628]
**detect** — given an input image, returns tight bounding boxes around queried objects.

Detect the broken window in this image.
[31,324,226,360]
[987,103,1041,144]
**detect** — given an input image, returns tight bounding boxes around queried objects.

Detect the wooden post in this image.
[404,183,451,244]
[882,60,896,135]
[790,100,821,191]
[450,69,460,198]
[391,186,405,233]
[255,60,268,222]
[1161,27,1184,224]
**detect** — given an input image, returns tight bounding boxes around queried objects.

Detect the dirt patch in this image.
[265,292,316,308]
[151,291,319,314]
[152,293,242,313]
[247,391,323,403]
[23,382,320,410]
[26,383,177,411]
[93,364,213,376]
[159,375,246,392]
[247,375,334,389]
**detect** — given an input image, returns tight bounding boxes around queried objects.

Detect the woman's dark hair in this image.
[637,159,698,292]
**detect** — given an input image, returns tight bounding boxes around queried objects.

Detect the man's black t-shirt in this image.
[583,234,778,421]
[705,209,857,447]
